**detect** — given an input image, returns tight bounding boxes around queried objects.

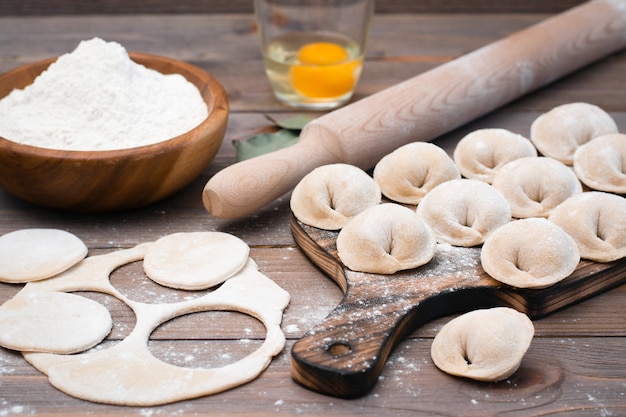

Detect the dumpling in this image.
[480,218,580,289]
[492,157,582,218]
[373,142,460,205]
[290,163,381,230]
[573,133,626,194]
[416,179,511,247]
[453,128,537,183]
[548,192,626,262]
[336,203,436,274]
[431,307,534,382]
[530,102,618,165]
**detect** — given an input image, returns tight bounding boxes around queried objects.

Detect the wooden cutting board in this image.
[289,214,626,398]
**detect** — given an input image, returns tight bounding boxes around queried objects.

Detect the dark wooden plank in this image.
[0,0,586,16]
[1,337,625,415]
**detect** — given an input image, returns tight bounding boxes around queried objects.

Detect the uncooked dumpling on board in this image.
[373,142,460,205]
[431,307,534,382]
[0,228,88,283]
[453,128,537,183]
[480,218,580,289]
[290,163,381,230]
[530,102,618,165]
[573,133,626,194]
[143,232,250,290]
[416,179,511,247]
[336,203,436,274]
[492,157,582,218]
[548,192,626,262]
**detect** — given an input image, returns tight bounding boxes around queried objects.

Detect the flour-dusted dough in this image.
[416,179,511,247]
[530,102,618,165]
[373,142,460,205]
[453,128,537,184]
[336,203,436,274]
[24,258,290,406]
[548,192,626,262]
[2,233,290,406]
[431,307,534,382]
[481,218,580,289]
[573,133,626,194]
[492,157,582,218]
[290,163,381,230]
[143,232,249,290]
[0,228,88,283]
[0,291,111,354]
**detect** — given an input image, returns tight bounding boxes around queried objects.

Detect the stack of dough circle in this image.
[336,203,436,274]
[290,163,381,230]
[548,192,626,262]
[416,179,511,247]
[492,157,582,218]
[530,102,618,165]
[430,307,534,382]
[373,142,460,205]
[573,133,626,194]
[453,128,537,184]
[0,228,88,283]
[480,218,580,289]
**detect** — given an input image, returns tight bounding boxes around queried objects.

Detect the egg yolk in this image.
[290,42,360,99]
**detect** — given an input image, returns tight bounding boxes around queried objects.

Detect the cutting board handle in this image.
[204,0,626,219]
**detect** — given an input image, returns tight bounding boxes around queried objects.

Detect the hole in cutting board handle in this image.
[327,342,352,356]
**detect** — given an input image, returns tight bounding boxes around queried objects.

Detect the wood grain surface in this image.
[1,3,625,416]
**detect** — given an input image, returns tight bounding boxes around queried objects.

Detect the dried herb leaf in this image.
[233,129,300,161]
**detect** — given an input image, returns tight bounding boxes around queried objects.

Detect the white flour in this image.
[0,38,208,151]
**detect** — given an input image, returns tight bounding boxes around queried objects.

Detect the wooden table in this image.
[1,4,625,416]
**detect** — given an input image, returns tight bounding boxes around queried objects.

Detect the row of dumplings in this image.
[290,102,626,289]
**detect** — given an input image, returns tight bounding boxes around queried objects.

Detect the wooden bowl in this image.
[0,53,229,213]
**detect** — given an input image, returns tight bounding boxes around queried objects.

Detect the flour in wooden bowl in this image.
[0,37,208,151]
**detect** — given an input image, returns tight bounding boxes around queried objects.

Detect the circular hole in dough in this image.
[548,191,626,262]
[431,307,534,382]
[373,142,460,204]
[0,291,112,354]
[480,218,580,289]
[336,203,436,274]
[290,163,381,230]
[111,260,213,304]
[530,102,618,165]
[143,232,250,290]
[573,133,626,194]
[492,157,582,218]
[148,310,265,368]
[453,128,537,184]
[416,178,511,247]
[0,228,88,283]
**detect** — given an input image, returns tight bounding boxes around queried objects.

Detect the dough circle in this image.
[336,203,436,274]
[492,157,582,218]
[416,179,511,247]
[548,192,626,262]
[0,228,88,283]
[453,128,537,184]
[0,291,112,354]
[480,218,580,289]
[373,142,460,204]
[143,232,250,290]
[530,102,618,165]
[431,307,534,382]
[290,163,381,230]
[573,133,626,194]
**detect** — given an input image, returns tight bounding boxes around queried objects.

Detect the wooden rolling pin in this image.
[204,0,626,219]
